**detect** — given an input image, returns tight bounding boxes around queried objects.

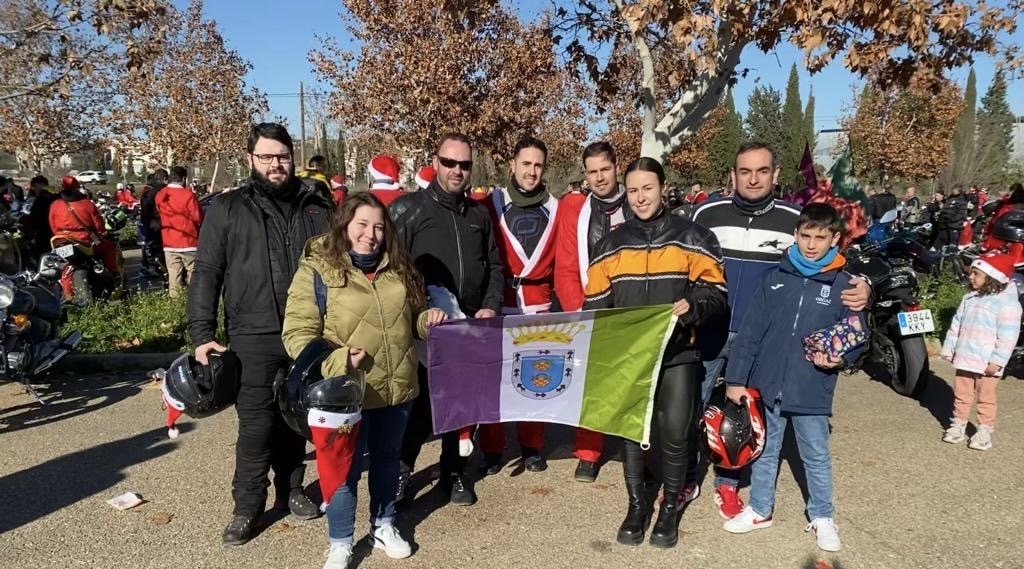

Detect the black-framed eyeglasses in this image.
[251,153,293,165]
[438,156,473,171]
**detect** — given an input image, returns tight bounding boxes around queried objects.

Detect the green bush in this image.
[919,271,967,340]
[66,292,189,354]
[115,223,138,246]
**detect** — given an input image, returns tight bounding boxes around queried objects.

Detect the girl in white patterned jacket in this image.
[941,252,1022,450]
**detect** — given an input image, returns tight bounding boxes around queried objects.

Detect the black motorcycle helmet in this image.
[991,208,1024,244]
[275,338,365,441]
[665,187,684,209]
[162,351,241,418]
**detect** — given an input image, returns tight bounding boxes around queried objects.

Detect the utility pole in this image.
[299,81,306,167]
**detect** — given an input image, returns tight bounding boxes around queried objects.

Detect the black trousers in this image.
[933,228,960,249]
[622,363,699,502]
[231,335,307,518]
[400,364,468,475]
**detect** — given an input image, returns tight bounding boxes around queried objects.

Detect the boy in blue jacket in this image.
[721,203,867,552]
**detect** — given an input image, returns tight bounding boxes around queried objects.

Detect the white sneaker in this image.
[372,524,412,559]
[323,543,352,569]
[722,505,774,533]
[806,517,842,552]
[943,419,967,444]
[968,425,993,451]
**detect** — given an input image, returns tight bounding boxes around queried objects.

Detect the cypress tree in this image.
[976,71,1014,187]
[803,91,816,154]
[780,64,805,191]
[745,85,785,161]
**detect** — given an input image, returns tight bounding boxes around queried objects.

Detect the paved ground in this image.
[1,358,1021,569]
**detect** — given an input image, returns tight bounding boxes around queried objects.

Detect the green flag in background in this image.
[828,145,868,208]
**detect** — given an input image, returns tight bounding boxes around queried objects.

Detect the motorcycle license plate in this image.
[898,309,935,336]
[54,245,75,259]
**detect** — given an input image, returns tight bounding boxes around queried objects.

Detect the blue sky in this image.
[191,0,1023,135]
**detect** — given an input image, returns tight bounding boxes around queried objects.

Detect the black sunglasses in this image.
[438,156,473,171]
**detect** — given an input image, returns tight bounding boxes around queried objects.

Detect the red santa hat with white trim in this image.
[971,251,1015,284]
[368,155,401,191]
[415,165,435,190]
[308,408,362,511]
[160,381,185,439]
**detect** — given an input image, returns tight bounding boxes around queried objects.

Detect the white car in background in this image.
[75,171,108,184]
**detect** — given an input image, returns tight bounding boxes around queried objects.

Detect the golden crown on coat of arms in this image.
[510,322,585,346]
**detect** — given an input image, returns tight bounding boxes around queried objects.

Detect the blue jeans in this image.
[326,402,412,544]
[697,332,742,489]
[748,405,835,520]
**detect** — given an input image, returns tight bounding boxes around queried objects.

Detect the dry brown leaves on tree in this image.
[558,0,1020,162]
[844,76,964,181]
[110,0,267,173]
[311,0,589,164]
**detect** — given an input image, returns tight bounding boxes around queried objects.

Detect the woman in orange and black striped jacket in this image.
[584,157,728,550]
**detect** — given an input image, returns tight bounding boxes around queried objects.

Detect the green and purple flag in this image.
[426,306,677,445]
[828,144,869,208]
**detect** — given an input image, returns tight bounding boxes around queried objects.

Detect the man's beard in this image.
[250,165,295,196]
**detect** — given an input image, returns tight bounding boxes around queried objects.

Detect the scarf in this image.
[507,177,549,207]
[787,245,839,277]
[732,192,775,216]
[348,250,381,272]
[593,186,627,213]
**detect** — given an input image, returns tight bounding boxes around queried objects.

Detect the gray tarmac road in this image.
[1,357,1021,569]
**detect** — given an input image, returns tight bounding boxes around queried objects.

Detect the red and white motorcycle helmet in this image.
[702,385,766,470]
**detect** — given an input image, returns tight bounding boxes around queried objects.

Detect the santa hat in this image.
[160,380,185,439]
[368,155,401,191]
[308,408,362,511]
[972,252,1015,284]
[330,175,345,189]
[415,166,435,190]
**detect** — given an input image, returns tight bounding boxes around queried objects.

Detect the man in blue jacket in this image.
[721,203,867,553]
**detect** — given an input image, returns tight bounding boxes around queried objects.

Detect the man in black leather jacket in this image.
[391,133,504,507]
[936,185,969,248]
[188,123,332,546]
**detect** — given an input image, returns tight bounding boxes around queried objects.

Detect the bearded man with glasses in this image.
[391,133,505,507]
[188,123,333,546]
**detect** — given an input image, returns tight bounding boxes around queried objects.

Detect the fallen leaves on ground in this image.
[150,512,173,525]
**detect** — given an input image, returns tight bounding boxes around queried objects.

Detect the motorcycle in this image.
[845,241,932,398]
[49,234,123,304]
[0,252,83,403]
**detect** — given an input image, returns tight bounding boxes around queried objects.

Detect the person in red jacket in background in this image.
[115,183,140,208]
[982,183,1024,263]
[156,166,203,297]
[367,155,404,206]
[414,165,435,191]
[685,181,709,204]
[553,141,633,483]
[49,176,121,276]
[330,175,347,205]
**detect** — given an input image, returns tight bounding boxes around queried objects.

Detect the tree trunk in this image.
[210,159,221,193]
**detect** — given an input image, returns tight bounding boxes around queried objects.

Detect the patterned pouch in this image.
[802,315,869,361]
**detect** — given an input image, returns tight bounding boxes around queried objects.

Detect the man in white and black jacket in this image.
[391,133,505,507]
[689,141,870,520]
[188,123,332,546]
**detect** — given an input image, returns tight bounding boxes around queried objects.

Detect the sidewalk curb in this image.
[55,352,182,374]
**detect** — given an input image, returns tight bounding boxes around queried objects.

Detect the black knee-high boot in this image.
[617,440,650,545]
[649,363,698,548]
